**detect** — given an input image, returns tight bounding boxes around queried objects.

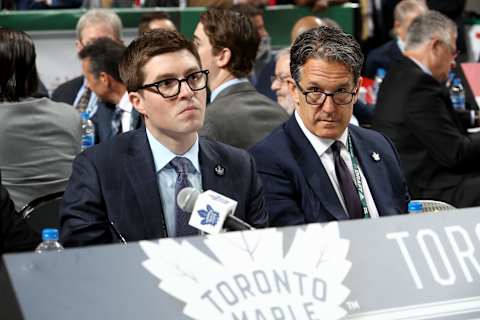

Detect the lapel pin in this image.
[371,152,381,162]
[214,164,225,176]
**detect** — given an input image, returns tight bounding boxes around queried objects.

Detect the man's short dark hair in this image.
[0,27,39,102]
[199,8,259,78]
[231,4,263,18]
[79,37,126,83]
[119,29,201,93]
[290,26,363,86]
[138,11,172,35]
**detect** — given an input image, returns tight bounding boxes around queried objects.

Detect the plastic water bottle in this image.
[449,78,465,110]
[35,228,64,253]
[371,68,386,105]
[408,201,423,214]
[81,112,95,151]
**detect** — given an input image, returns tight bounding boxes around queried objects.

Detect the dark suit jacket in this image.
[364,40,403,79]
[91,101,143,144]
[249,116,409,227]
[200,81,289,149]
[373,56,480,205]
[51,75,83,105]
[53,77,143,144]
[60,129,268,247]
[0,171,40,254]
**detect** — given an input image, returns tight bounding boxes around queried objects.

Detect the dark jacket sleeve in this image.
[1,182,40,254]
[60,152,113,247]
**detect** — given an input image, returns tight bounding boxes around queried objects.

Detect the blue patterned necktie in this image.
[111,107,123,136]
[169,157,198,237]
[331,141,363,219]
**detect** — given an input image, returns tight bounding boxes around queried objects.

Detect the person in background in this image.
[137,11,177,35]
[271,48,296,115]
[79,38,143,142]
[250,26,409,227]
[373,11,480,208]
[364,0,428,79]
[0,28,80,210]
[60,30,268,247]
[51,9,123,116]
[195,8,288,149]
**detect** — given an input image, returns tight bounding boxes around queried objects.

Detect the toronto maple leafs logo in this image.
[140,223,351,320]
[197,205,219,226]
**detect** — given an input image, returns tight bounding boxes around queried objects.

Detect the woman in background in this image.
[0,27,81,210]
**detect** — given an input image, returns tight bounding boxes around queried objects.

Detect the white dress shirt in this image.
[118,92,133,133]
[295,111,379,218]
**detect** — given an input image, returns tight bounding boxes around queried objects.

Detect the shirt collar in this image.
[118,91,132,113]
[210,78,249,102]
[408,56,432,76]
[146,128,200,174]
[396,38,405,52]
[294,110,349,156]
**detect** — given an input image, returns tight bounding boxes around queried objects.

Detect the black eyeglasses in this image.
[297,83,357,106]
[137,70,209,98]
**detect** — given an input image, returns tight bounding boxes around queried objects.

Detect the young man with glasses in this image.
[60,30,268,247]
[374,11,480,208]
[250,26,409,227]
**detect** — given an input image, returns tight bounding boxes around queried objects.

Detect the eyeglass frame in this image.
[136,69,209,98]
[296,82,358,106]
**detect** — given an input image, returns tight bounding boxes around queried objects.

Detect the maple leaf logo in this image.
[197,204,220,226]
[140,223,351,320]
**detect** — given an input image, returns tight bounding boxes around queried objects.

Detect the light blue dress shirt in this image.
[146,128,203,236]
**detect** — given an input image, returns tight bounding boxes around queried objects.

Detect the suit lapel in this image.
[198,138,224,193]
[284,117,348,220]
[125,129,166,238]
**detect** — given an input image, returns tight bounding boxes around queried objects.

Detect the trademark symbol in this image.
[346,300,360,311]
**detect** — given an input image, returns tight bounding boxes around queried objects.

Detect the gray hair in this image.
[404,10,456,51]
[290,26,363,86]
[76,9,123,41]
[394,0,427,24]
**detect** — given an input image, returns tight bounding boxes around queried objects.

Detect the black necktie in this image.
[331,141,363,219]
[169,157,198,237]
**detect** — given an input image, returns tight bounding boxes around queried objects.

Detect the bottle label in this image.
[81,134,95,149]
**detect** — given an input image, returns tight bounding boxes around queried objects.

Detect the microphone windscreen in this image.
[177,187,200,213]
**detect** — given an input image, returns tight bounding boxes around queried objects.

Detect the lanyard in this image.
[347,135,371,218]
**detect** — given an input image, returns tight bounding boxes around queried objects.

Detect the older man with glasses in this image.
[373,11,480,208]
[250,26,410,227]
[60,30,268,247]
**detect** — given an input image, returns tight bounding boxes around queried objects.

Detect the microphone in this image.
[177,187,255,234]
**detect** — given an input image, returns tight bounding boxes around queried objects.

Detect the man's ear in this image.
[215,47,232,68]
[352,77,362,104]
[129,92,146,117]
[75,40,83,54]
[287,79,300,107]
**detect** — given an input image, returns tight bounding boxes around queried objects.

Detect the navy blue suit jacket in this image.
[250,116,409,226]
[364,40,403,79]
[60,129,268,247]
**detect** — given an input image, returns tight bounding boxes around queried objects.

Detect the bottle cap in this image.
[42,228,59,241]
[80,112,90,121]
[452,78,461,86]
[376,68,386,78]
[408,201,423,213]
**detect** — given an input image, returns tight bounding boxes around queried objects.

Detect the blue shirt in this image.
[146,129,202,236]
